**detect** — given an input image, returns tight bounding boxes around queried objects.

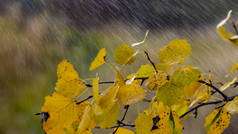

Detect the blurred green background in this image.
[1,1,238,134]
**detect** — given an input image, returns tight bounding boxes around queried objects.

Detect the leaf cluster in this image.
[38,11,238,134]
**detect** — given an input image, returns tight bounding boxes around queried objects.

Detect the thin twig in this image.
[112,105,130,134]
[144,51,158,73]
[84,77,149,87]
[76,96,93,105]
[180,100,223,119]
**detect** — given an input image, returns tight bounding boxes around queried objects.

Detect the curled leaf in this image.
[89,48,106,71]
[217,10,238,46]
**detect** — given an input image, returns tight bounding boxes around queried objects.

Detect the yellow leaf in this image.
[171,65,201,87]
[146,72,168,90]
[89,48,106,71]
[172,102,189,117]
[187,75,211,107]
[151,102,183,134]
[135,113,153,134]
[205,109,231,134]
[136,101,183,134]
[224,96,238,114]
[92,74,99,104]
[115,71,125,86]
[156,63,174,75]
[136,64,155,78]
[117,83,145,105]
[76,105,96,134]
[114,45,136,65]
[112,128,135,134]
[126,73,141,85]
[230,63,238,73]
[158,39,191,66]
[56,60,86,98]
[94,86,120,128]
[156,82,185,107]
[41,92,94,134]
[217,10,238,46]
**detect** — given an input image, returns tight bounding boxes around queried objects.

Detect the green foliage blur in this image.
[0,5,110,134]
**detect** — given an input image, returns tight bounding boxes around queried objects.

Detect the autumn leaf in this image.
[146,72,168,90]
[76,105,96,134]
[135,113,153,134]
[117,83,145,105]
[41,92,94,134]
[230,63,238,73]
[204,109,231,134]
[114,45,137,65]
[89,48,106,71]
[94,86,120,128]
[135,102,183,134]
[55,60,86,98]
[217,10,238,46]
[171,65,201,87]
[158,39,191,66]
[224,96,238,114]
[156,82,185,107]
[112,128,135,134]
[136,64,155,78]
[92,74,100,104]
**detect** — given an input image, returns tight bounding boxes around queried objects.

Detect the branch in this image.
[180,94,238,119]
[84,77,149,87]
[198,80,228,101]
[76,95,93,105]
[179,100,223,119]
[144,51,158,73]
[112,105,130,134]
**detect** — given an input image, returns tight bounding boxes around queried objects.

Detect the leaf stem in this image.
[144,51,158,73]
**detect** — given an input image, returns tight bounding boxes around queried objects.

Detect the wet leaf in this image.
[230,63,238,73]
[158,39,191,66]
[171,65,201,87]
[114,45,136,65]
[156,82,185,107]
[135,113,153,134]
[41,93,94,134]
[113,128,135,134]
[94,86,120,128]
[136,64,155,78]
[224,96,238,114]
[146,72,168,90]
[205,109,230,134]
[117,83,145,105]
[89,48,106,71]
[56,60,86,98]
[217,10,238,46]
